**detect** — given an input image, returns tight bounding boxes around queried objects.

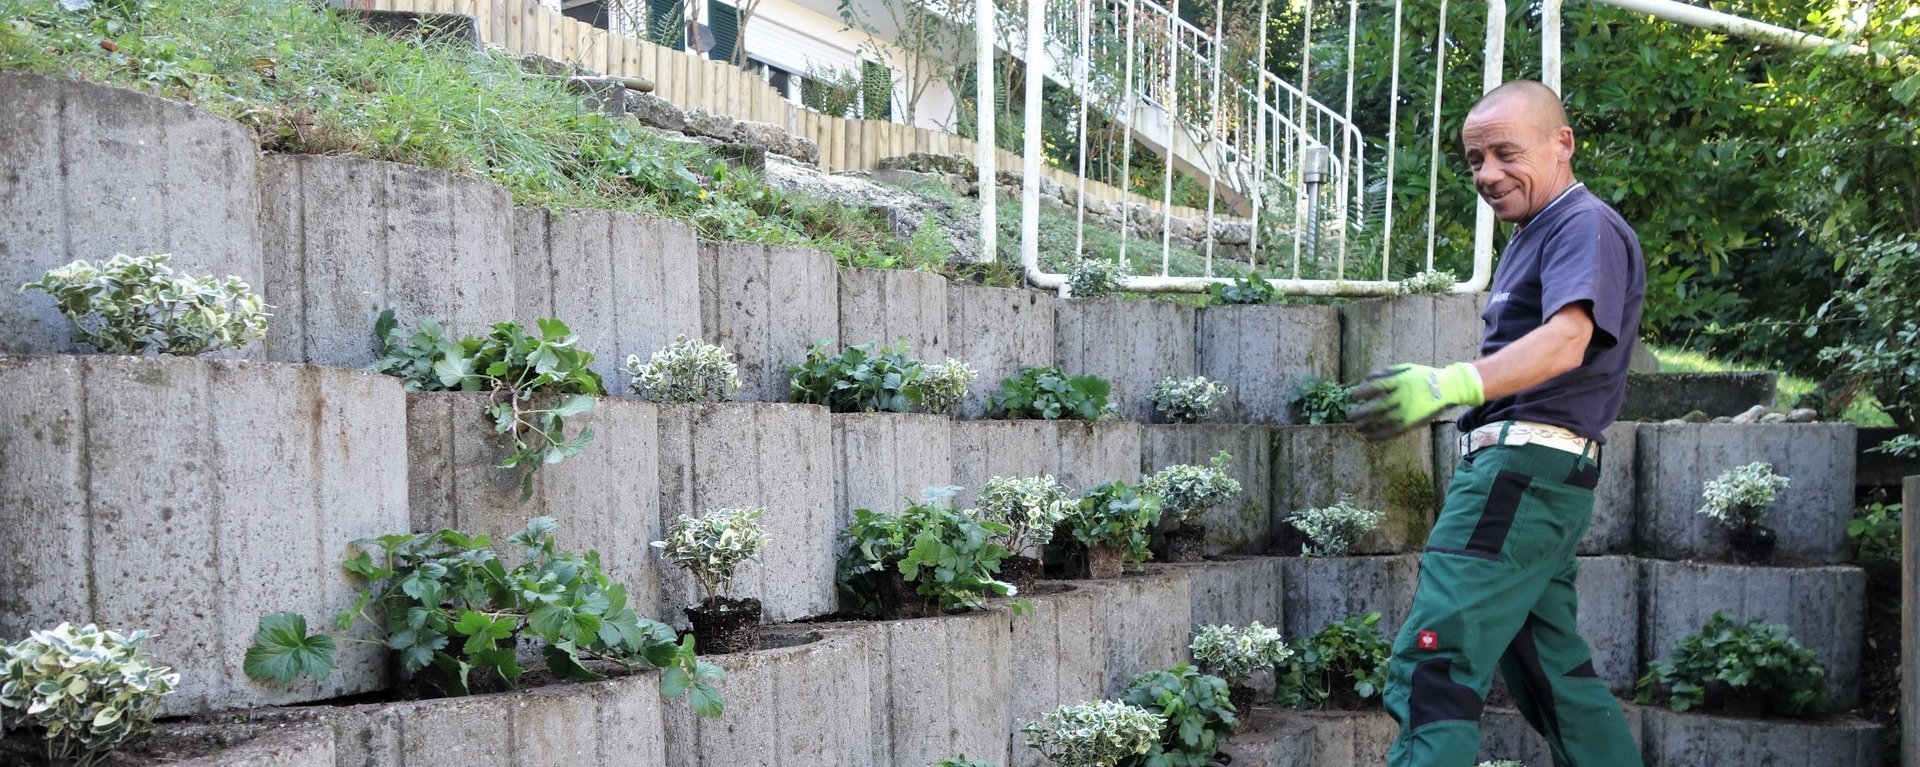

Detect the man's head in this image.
[1461,80,1575,224]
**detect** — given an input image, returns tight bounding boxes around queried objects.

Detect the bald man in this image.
[1349,80,1646,766]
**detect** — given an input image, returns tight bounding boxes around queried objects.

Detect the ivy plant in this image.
[1021,700,1164,767]
[1396,268,1458,294]
[1634,612,1827,718]
[244,517,724,717]
[837,487,1015,614]
[1286,496,1385,557]
[1061,481,1164,564]
[1,623,180,767]
[1190,621,1293,688]
[1696,462,1791,529]
[1207,272,1282,305]
[920,358,979,416]
[1147,376,1229,423]
[371,310,604,502]
[1291,377,1355,425]
[1118,664,1238,767]
[625,335,742,403]
[787,338,925,413]
[1065,257,1129,298]
[1140,451,1242,526]
[653,507,768,607]
[20,253,270,355]
[970,475,1076,555]
[1274,613,1391,710]
[990,366,1115,421]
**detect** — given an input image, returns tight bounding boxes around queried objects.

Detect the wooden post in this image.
[1906,473,1919,767]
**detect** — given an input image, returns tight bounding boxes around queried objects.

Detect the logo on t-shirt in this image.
[1490,291,1512,305]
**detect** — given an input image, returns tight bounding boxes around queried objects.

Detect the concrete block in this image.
[1194,304,1341,424]
[1477,703,1644,767]
[1905,474,1920,767]
[1055,297,1198,422]
[1213,706,1315,766]
[1621,371,1777,421]
[398,697,514,767]
[656,403,837,622]
[838,268,950,363]
[1432,420,1637,556]
[1007,585,1106,767]
[1272,426,1436,554]
[512,208,703,387]
[699,243,839,402]
[259,154,515,367]
[1267,709,1397,767]
[949,420,1142,509]
[1280,555,1421,641]
[1091,571,1193,697]
[831,413,954,529]
[593,674,668,766]
[1638,704,1884,766]
[1337,293,1487,382]
[1635,423,1857,564]
[946,284,1057,420]
[1142,424,1274,555]
[1,72,263,355]
[1161,556,1285,631]
[0,356,405,715]
[509,688,601,767]
[170,724,339,767]
[404,392,662,616]
[832,611,1013,767]
[1640,560,1866,709]
[664,630,879,767]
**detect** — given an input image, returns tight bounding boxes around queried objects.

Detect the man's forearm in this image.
[1470,303,1594,401]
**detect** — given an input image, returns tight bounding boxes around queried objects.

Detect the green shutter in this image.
[861,60,892,121]
[647,0,684,50]
[707,0,739,63]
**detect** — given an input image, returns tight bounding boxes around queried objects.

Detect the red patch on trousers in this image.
[1416,630,1439,651]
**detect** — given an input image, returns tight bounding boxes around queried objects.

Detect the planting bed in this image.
[1634,423,1857,563]
[1640,559,1866,708]
[1140,423,1275,555]
[943,284,1057,420]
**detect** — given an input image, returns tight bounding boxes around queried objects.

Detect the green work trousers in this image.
[1383,441,1642,767]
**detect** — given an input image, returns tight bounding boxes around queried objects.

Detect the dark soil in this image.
[687,596,763,654]
[1001,554,1042,593]
[1084,543,1123,578]
[1228,685,1258,732]
[1727,524,1778,565]
[1159,525,1209,563]
[1859,555,1902,766]
[872,569,942,620]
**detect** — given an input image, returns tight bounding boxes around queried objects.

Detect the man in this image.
[1348,80,1646,766]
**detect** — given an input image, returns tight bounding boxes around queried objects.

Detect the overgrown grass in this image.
[1648,343,1892,426]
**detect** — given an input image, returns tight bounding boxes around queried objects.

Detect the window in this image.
[707,0,739,63]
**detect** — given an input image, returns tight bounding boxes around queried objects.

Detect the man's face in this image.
[1461,104,1573,224]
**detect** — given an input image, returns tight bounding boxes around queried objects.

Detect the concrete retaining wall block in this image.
[1635,423,1857,564]
[1161,557,1285,633]
[836,611,1012,767]
[1477,703,1644,767]
[512,208,703,387]
[1279,555,1421,642]
[1142,424,1274,555]
[1640,560,1865,708]
[324,671,668,767]
[946,284,1057,420]
[1091,571,1194,698]
[1272,426,1435,554]
[949,420,1143,510]
[405,392,663,617]
[1432,421,1636,556]
[1638,704,1883,766]
[2,73,263,356]
[260,154,514,367]
[1007,586,1107,767]
[1194,304,1341,424]
[1214,707,1315,766]
[838,268,950,363]
[664,631,878,767]
[1337,293,1486,382]
[656,403,837,622]
[0,356,405,715]
[831,413,954,530]
[1266,709,1397,767]
[1054,297,1197,422]
[699,243,838,402]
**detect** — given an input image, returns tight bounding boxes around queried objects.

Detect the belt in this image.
[1458,420,1595,458]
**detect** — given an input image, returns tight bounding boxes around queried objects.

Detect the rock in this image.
[1679,409,1711,424]
[878,152,976,177]
[518,53,575,77]
[1760,412,1789,424]
[684,108,737,141]
[564,76,628,114]
[1712,416,1734,424]
[788,136,820,165]
[734,120,787,150]
[1788,408,1820,423]
[1731,404,1769,424]
[711,142,766,172]
[626,93,686,133]
[1184,217,1210,240]
[1215,221,1253,245]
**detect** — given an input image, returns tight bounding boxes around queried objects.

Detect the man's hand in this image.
[1347,362,1485,441]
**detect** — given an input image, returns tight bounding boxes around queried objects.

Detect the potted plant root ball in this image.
[971,475,1075,591]
[1056,480,1162,578]
[1142,450,1242,562]
[654,507,769,654]
[1696,462,1791,565]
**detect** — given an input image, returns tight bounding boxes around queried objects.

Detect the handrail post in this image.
[1021,0,1046,286]
[977,0,997,270]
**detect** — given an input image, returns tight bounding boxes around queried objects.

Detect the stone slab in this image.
[946,284,1057,420]
[1337,293,1487,383]
[831,413,954,531]
[1620,371,1778,421]
[1638,704,1883,766]
[699,243,839,402]
[0,356,405,715]
[1090,571,1194,698]
[1279,555,1421,642]
[1161,557,1285,632]
[1635,423,1857,564]
[663,630,878,767]
[948,420,1143,510]
[259,154,515,367]
[838,268,950,363]
[1194,304,1341,424]
[512,208,703,388]
[1054,297,1198,422]
[1640,560,1866,709]
[1006,585,1106,767]
[1273,426,1436,555]
[1141,424,1274,555]
[1,72,263,356]
[1432,420,1637,556]
[1477,703,1644,767]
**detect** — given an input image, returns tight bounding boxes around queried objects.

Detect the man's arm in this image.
[1471,302,1593,401]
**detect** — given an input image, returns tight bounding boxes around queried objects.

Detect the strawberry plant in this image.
[990,366,1114,421]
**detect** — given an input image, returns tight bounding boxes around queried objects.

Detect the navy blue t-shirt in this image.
[1457,183,1645,442]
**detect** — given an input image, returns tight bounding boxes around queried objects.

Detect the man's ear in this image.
[1555,125,1576,162]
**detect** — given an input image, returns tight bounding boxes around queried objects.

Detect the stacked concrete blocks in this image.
[1142,424,1275,555]
[1090,571,1195,698]
[0,356,406,715]
[835,610,1013,767]
[698,243,839,402]
[1635,423,1857,563]
[1637,705,1884,766]
[948,419,1143,509]
[173,724,339,767]
[944,284,1057,420]
[1213,707,1314,766]
[1475,704,1644,767]
[1054,297,1197,422]
[1272,426,1436,554]
[259,155,515,367]
[1279,555,1421,642]
[1640,560,1865,708]
[1194,304,1341,424]
[1,73,264,356]
[1337,293,1486,382]
[663,631,878,767]
[1006,586,1107,767]
[837,268,949,362]
[1265,709,1397,767]
[1164,557,1285,632]
[1905,475,1919,767]
[1431,420,1638,555]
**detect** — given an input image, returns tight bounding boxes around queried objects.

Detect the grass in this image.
[1647,343,1892,426]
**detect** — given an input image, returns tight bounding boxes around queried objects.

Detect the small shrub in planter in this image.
[1,623,179,766]
[371,310,605,502]
[1696,462,1792,564]
[1065,257,1129,298]
[1396,268,1458,295]
[625,335,741,403]
[655,507,769,654]
[787,338,925,413]
[1286,496,1384,557]
[1119,664,1238,765]
[1054,481,1163,578]
[1290,376,1355,425]
[1020,699,1164,767]
[1275,612,1391,710]
[1141,451,1242,562]
[1190,621,1292,716]
[990,366,1115,421]
[1634,611,1827,718]
[1147,375,1229,424]
[969,475,1075,591]
[920,358,979,416]
[21,253,269,355]
[245,518,721,715]
[1207,272,1281,305]
[838,487,1015,618]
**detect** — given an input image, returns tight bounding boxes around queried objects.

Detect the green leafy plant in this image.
[625,335,742,403]
[1291,377,1355,425]
[787,339,926,413]
[1696,462,1791,528]
[1062,481,1164,564]
[1275,613,1391,710]
[1207,272,1281,305]
[938,758,999,767]
[1,623,180,767]
[990,366,1115,421]
[1147,376,1229,423]
[1634,612,1827,718]
[1396,268,1458,295]
[1065,257,1129,298]
[1871,434,1920,459]
[971,475,1076,555]
[1286,497,1385,556]
[371,310,604,501]
[1140,451,1241,526]
[837,487,1015,615]
[653,507,768,607]
[1020,699,1164,767]
[20,253,269,355]
[920,358,979,416]
[244,518,723,716]
[1190,622,1293,688]
[1118,665,1237,767]
[1847,501,1903,568]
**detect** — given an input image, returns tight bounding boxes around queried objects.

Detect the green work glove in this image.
[1347,362,1485,441]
